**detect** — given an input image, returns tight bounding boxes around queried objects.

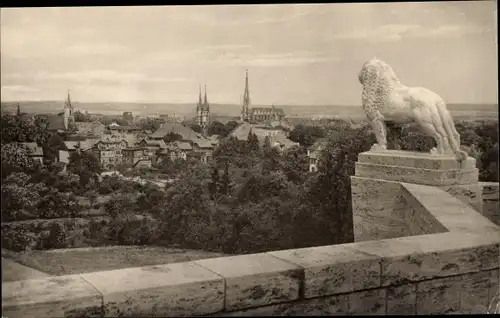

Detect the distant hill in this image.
[1,100,498,120]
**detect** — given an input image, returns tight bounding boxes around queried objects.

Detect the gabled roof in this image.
[187,151,206,158]
[149,122,199,141]
[46,115,66,131]
[173,141,193,150]
[64,140,96,151]
[75,122,105,135]
[137,139,167,148]
[251,107,285,115]
[193,139,213,149]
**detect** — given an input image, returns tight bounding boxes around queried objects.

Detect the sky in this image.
[0,2,497,105]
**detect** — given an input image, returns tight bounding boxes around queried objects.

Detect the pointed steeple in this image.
[64,89,73,113]
[198,84,202,105]
[16,103,21,116]
[241,69,251,122]
[204,85,210,111]
[204,85,208,104]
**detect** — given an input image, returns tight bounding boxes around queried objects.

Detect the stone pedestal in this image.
[351,150,481,242]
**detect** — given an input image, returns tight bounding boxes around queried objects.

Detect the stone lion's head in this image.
[358,58,401,87]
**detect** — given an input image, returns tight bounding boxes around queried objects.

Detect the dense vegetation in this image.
[1,112,498,254]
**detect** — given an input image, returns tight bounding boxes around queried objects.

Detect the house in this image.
[137,139,167,158]
[94,135,128,169]
[115,125,142,134]
[307,139,328,172]
[121,147,151,168]
[20,142,44,165]
[229,121,296,153]
[187,151,210,164]
[75,122,106,136]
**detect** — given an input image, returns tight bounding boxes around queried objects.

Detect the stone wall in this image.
[3,151,499,317]
[480,182,500,226]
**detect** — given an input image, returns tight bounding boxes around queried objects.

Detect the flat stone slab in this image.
[2,275,102,318]
[269,244,380,298]
[358,150,476,170]
[195,253,302,311]
[80,261,224,316]
[2,258,51,282]
[349,231,500,286]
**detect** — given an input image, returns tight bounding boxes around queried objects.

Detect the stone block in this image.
[402,182,500,233]
[355,162,479,186]
[386,283,416,315]
[349,232,500,286]
[488,269,499,313]
[404,200,448,236]
[460,270,494,314]
[80,261,224,317]
[2,275,103,318]
[416,275,462,314]
[195,253,302,311]
[213,295,348,316]
[441,183,483,213]
[358,150,476,170]
[348,288,386,315]
[480,182,500,226]
[269,244,380,298]
[355,150,478,186]
[351,177,408,242]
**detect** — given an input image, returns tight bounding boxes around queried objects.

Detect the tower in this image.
[241,69,250,122]
[195,84,210,133]
[196,84,203,127]
[63,89,75,130]
[202,85,210,129]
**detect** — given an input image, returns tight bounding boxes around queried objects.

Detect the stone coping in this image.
[3,184,500,317]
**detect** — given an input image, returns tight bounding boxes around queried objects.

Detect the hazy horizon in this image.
[1,2,498,105]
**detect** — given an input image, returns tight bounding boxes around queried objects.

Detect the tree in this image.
[224,121,240,137]
[281,146,309,184]
[219,162,234,196]
[247,130,260,153]
[1,143,37,179]
[43,133,67,163]
[1,172,46,222]
[207,121,227,137]
[67,151,102,187]
[45,222,68,249]
[208,166,220,200]
[289,124,325,148]
[163,132,183,143]
[190,123,203,134]
[73,110,90,122]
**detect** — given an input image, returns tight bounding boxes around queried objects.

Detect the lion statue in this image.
[358,57,467,162]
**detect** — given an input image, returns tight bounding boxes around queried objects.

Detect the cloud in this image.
[331,23,487,43]
[210,51,337,67]
[1,85,41,93]
[3,70,192,86]
[64,43,130,56]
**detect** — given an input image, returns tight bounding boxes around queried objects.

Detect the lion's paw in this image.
[371,143,387,152]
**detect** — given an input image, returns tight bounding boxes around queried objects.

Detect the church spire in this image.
[198,84,202,104]
[241,69,250,121]
[204,85,208,104]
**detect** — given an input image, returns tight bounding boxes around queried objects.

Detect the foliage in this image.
[73,110,91,122]
[67,151,102,187]
[104,193,137,218]
[289,124,325,148]
[281,146,309,184]
[1,143,37,179]
[246,130,260,154]
[190,123,203,134]
[1,114,49,145]
[1,226,36,252]
[45,222,68,249]
[163,132,183,143]
[43,133,67,163]
[1,172,47,222]
[37,189,80,219]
